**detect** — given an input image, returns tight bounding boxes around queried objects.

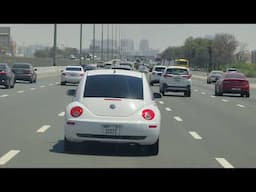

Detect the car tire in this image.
[61,82,66,85]
[30,78,33,84]
[11,78,15,88]
[245,92,250,98]
[143,139,159,156]
[5,79,11,89]
[64,137,75,152]
[186,89,191,97]
[150,81,154,86]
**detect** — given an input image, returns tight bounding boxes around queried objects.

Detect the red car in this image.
[215,72,250,97]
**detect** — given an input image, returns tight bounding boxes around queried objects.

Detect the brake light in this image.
[70,106,83,117]
[182,74,192,79]
[164,74,172,78]
[142,109,155,120]
[0,71,7,75]
[149,125,157,128]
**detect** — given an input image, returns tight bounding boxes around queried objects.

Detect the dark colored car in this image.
[0,63,15,89]
[11,63,37,83]
[215,72,249,97]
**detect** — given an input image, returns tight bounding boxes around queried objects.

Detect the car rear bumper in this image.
[64,119,160,145]
[15,74,33,81]
[61,76,82,83]
[165,85,190,92]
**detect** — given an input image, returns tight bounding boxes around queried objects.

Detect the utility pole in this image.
[107,24,109,60]
[92,24,95,63]
[112,24,114,59]
[101,24,103,61]
[208,46,212,72]
[53,24,57,66]
[79,24,83,66]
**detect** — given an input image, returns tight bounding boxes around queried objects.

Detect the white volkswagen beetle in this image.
[64,69,161,155]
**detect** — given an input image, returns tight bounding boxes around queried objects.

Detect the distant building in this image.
[0,27,11,54]
[139,39,149,56]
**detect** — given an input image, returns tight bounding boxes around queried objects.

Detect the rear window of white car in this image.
[84,75,143,99]
[154,67,166,72]
[66,67,82,71]
[166,68,189,75]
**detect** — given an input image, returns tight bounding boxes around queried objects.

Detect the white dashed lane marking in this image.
[58,112,65,116]
[0,94,8,98]
[174,116,183,122]
[194,89,198,92]
[36,125,51,133]
[17,90,24,93]
[215,158,234,168]
[189,131,202,140]
[165,107,172,111]
[0,150,20,166]
[55,82,59,84]
[211,95,216,98]
[221,99,229,102]
[236,104,245,108]
[30,88,36,90]
[201,92,206,95]
[40,85,46,88]
[158,101,164,104]
[49,83,54,86]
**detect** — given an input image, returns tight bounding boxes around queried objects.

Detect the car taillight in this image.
[70,106,83,117]
[148,125,157,128]
[163,74,172,78]
[182,74,192,79]
[0,71,7,75]
[142,109,155,120]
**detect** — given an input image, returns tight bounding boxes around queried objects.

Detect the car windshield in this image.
[12,64,30,68]
[224,73,246,79]
[66,67,82,71]
[211,71,223,75]
[166,68,188,75]
[84,75,143,99]
[0,64,7,70]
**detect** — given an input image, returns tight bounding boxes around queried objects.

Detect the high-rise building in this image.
[0,27,11,54]
[139,39,149,55]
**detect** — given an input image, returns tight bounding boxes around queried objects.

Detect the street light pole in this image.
[107,24,109,60]
[53,24,57,66]
[92,24,95,63]
[112,24,114,59]
[80,24,83,66]
[101,24,103,61]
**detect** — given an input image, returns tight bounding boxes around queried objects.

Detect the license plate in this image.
[102,125,121,136]
[174,78,181,82]
[232,88,241,91]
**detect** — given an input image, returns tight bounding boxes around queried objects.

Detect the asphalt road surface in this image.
[0,73,256,168]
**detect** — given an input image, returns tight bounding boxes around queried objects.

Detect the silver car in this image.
[159,66,192,97]
[60,65,84,85]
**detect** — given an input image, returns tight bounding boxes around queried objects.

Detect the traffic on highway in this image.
[1,24,256,168]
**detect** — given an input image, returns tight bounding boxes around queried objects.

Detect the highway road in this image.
[0,72,256,168]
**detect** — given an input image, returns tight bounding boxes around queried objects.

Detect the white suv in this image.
[159,66,192,97]
[149,65,167,86]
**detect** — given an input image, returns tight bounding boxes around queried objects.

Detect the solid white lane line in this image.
[17,90,24,93]
[159,101,164,104]
[236,104,245,108]
[0,150,20,165]
[58,112,65,116]
[165,107,172,111]
[221,99,229,102]
[194,89,198,92]
[189,131,202,140]
[37,125,51,133]
[0,94,8,97]
[211,95,216,98]
[174,116,183,122]
[215,158,234,168]
[201,92,206,95]
[40,85,46,88]
[30,88,36,90]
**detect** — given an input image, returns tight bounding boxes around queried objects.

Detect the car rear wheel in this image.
[242,92,250,98]
[5,79,11,89]
[143,139,159,156]
[150,81,154,86]
[61,81,66,85]
[11,78,15,88]
[185,89,191,97]
[64,137,75,152]
[30,78,33,84]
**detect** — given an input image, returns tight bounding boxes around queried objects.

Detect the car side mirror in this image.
[153,92,162,99]
[67,89,76,97]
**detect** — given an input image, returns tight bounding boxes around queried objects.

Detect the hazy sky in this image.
[1,24,256,52]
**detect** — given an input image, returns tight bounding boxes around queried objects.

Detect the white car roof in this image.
[86,69,143,78]
[153,65,166,68]
[66,65,83,68]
